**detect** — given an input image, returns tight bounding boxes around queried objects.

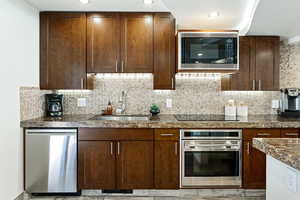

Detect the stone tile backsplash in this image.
[20,42,300,120]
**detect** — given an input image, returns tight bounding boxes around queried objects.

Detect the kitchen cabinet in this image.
[117,141,154,189]
[40,12,87,89]
[243,129,281,189]
[87,13,120,73]
[78,128,154,190]
[153,13,176,90]
[120,13,154,73]
[78,141,116,189]
[280,128,299,138]
[154,129,179,189]
[221,36,280,91]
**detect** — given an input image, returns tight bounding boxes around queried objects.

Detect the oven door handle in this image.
[184,146,240,151]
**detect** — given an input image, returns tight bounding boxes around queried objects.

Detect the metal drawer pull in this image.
[175,142,178,155]
[257,133,271,136]
[115,60,118,72]
[258,80,262,90]
[110,142,113,155]
[117,142,120,155]
[121,61,124,72]
[252,80,256,90]
[285,133,298,136]
[247,142,250,155]
[172,78,174,89]
[81,78,84,89]
[160,134,174,137]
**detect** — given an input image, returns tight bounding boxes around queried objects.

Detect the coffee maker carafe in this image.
[279,88,300,117]
[46,94,63,117]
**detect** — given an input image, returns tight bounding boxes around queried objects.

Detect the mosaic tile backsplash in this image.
[20,42,300,120]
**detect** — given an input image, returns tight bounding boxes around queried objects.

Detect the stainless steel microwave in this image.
[178,31,239,71]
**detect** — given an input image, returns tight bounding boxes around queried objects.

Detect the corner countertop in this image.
[20,114,300,129]
[253,138,300,171]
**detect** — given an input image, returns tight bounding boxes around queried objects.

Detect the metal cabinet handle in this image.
[81,78,84,89]
[247,142,251,155]
[110,142,114,155]
[285,133,299,136]
[175,142,178,155]
[172,78,174,89]
[117,142,120,155]
[252,80,256,90]
[258,80,262,90]
[160,134,174,137]
[121,61,124,73]
[115,60,118,72]
[257,133,271,136]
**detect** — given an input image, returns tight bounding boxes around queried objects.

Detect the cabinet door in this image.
[153,13,176,90]
[40,13,87,89]
[255,36,280,91]
[116,141,154,189]
[154,141,179,189]
[120,13,154,73]
[87,13,120,73]
[243,140,266,189]
[78,141,116,189]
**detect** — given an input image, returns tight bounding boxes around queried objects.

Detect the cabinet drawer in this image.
[243,129,281,140]
[79,128,153,141]
[155,129,179,141]
[281,129,299,138]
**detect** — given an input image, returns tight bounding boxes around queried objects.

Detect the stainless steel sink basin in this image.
[90,115,150,121]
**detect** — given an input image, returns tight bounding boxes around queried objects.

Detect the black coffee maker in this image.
[46,94,63,117]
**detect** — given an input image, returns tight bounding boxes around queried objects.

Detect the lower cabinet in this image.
[154,129,179,189]
[78,128,154,190]
[117,141,154,189]
[243,128,299,189]
[79,141,116,189]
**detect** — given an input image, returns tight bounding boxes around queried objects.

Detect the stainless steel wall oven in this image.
[180,129,242,187]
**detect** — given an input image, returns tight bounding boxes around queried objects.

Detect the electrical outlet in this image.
[77,98,87,107]
[272,100,280,109]
[166,99,172,108]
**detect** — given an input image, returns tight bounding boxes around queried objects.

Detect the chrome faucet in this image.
[116,91,126,115]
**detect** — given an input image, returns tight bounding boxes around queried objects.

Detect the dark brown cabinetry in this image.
[120,13,154,73]
[78,128,154,190]
[243,128,291,189]
[222,36,280,91]
[117,141,153,189]
[40,12,87,89]
[153,13,176,90]
[87,13,120,73]
[280,128,299,138]
[154,129,179,189]
[78,141,116,189]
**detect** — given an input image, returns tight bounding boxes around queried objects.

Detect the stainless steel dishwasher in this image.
[25,129,78,194]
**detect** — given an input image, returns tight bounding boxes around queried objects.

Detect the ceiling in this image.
[25,0,300,41]
[248,0,300,41]
[25,0,169,12]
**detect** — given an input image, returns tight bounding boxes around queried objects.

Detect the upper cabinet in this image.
[153,13,176,90]
[120,13,154,73]
[40,12,87,90]
[87,13,120,73]
[221,36,280,91]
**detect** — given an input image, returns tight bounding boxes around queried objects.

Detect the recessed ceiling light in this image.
[144,0,153,5]
[80,0,89,4]
[208,11,220,18]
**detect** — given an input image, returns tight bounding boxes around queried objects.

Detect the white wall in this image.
[267,156,300,200]
[0,0,39,199]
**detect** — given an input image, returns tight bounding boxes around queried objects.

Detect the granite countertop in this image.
[253,138,300,171]
[20,114,300,128]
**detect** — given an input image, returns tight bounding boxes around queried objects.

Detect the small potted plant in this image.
[150,104,160,117]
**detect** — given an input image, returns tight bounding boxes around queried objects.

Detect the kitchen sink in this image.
[90,115,150,121]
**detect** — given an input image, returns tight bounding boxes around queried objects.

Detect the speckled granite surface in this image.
[20,114,300,129]
[253,138,300,171]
